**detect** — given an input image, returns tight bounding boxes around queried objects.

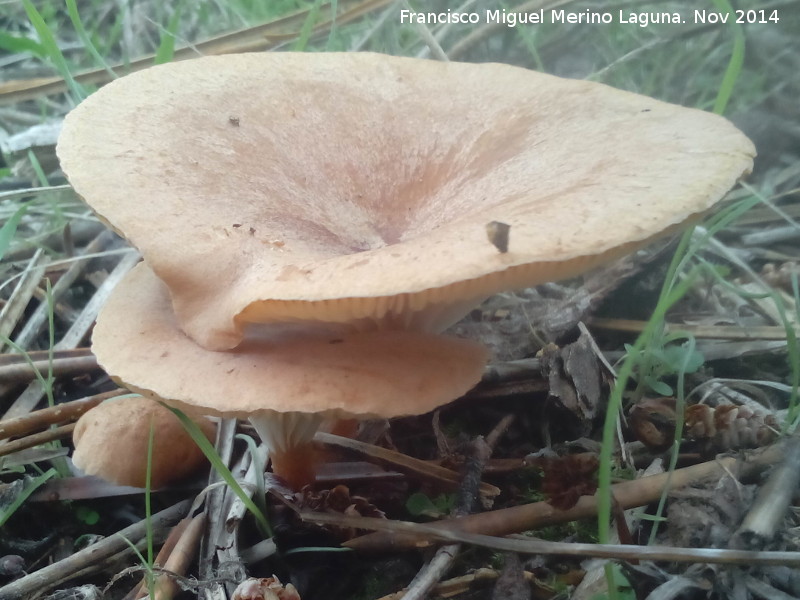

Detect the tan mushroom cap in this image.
[92,262,489,420]
[58,52,755,350]
[72,395,216,488]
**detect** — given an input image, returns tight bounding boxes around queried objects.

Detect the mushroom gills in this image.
[91,263,489,489]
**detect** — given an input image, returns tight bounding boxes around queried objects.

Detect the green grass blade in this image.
[145,421,156,596]
[647,334,696,545]
[710,0,745,115]
[45,279,55,408]
[774,300,799,425]
[27,150,50,188]
[154,4,184,65]
[326,0,338,49]
[22,0,85,103]
[116,534,155,587]
[597,260,699,539]
[0,31,46,57]
[791,273,800,428]
[166,406,273,537]
[0,204,29,261]
[598,194,762,554]
[65,0,118,78]
[293,0,324,51]
[0,468,58,527]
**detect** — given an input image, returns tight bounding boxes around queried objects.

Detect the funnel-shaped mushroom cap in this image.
[58,53,754,350]
[92,263,488,419]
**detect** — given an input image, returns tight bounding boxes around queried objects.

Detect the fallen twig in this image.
[0,352,98,384]
[0,249,46,347]
[303,510,800,567]
[122,515,193,600]
[0,388,123,442]
[376,568,534,600]
[198,418,243,599]
[0,422,74,457]
[401,417,510,600]
[153,512,207,600]
[0,347,93,366]
[588,317,799,340]
[314,431,500,499]
[731,435,800,549]
[345,442,785,551]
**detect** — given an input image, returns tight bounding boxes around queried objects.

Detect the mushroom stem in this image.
[324,418,360,439]
[269,442,319,491]
[248,410,324,489]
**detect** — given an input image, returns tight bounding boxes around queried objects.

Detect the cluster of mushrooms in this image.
[57,52,754,490]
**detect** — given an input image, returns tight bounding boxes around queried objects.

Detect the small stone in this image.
[0,554,26,578]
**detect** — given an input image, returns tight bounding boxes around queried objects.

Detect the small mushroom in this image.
[92,264,488,488]
[72,395,216,488]
[57,53,754,352]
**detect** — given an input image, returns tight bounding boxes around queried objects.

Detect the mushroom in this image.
[72,395,216,488]
[92,263,489,489]
[57,53,754,488]
[56,53,755,352]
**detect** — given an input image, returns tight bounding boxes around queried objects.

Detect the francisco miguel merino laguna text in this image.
[399,8,771,27]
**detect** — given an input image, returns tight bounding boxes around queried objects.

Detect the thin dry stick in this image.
[345,443,785,551]
[377,568,536,600]
[3,220,107,265]
[731,435,800,549]
[2,247,138,421]
[198,418,240,600]
[745,575,800,600]
[485,414,516,450]
[122,516,193,600]
[305,511,800,567]
[0,389,124,441]
[403,546,461,600]
[314,431,500,498]
[0,347,93,366]
[482,352,628,385]
[401,443,485,600]
[0,423,74,457]
[403,419,508,600]
[402,0,449,61]
[211,450,253,596]
[55,250,141,350]
[741,225,800,246]
[0,500,191,600]
[415,0,479,58]
[9,231,114,353]
[0,354,99,384]
[482,357,542,383]
[153,512,207,600]
[484,343,782,377]
[588,317,799,340]
[0,232,115,419]
[31,285,81,323]
[0,249,46,348]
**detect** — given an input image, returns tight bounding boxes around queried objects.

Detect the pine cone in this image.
[685,404,779,451]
